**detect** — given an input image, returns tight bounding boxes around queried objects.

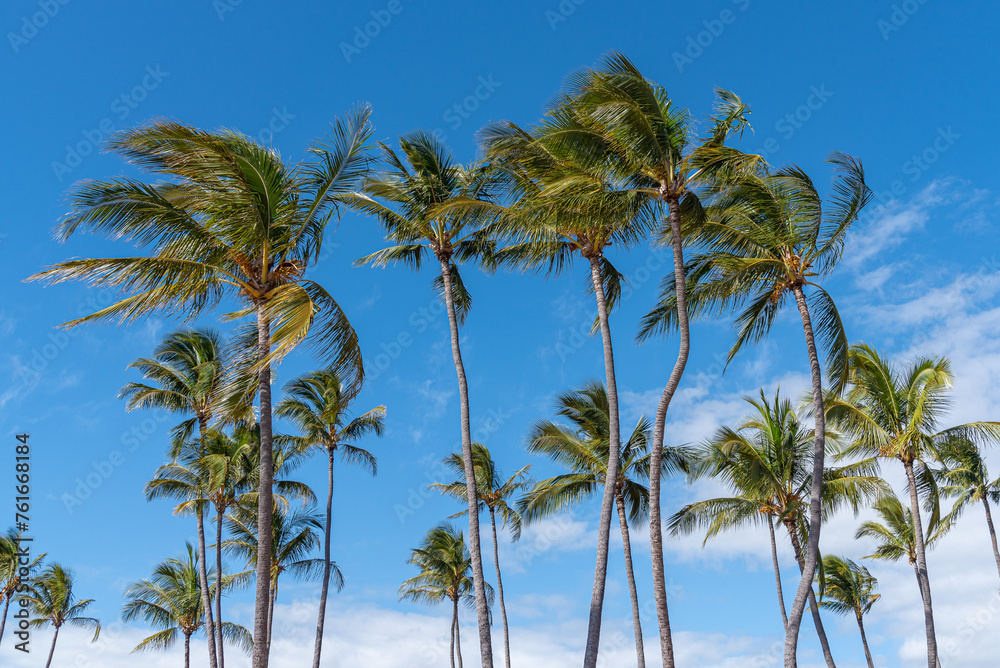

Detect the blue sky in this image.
[3,1,1000,666]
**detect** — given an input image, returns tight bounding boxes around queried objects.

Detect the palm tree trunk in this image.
[454,595,464,668]
[253,305,275,668]
[196,416,219,668]
[313,448,336,668]
[785,521,837,668]
[44,625,59,668]
[981,497,1000,581]
[450,605,457,668]
[196,504,219,668]
[856,613,874,668]
[185,631,192,668]
[215,504,226,668]
[616,493,646,668]
[489,508,512,668]
[266,579,278,653]
[769,515,789,629]
[904,459,939,667]
[784,286,829,668]
[648,194,689,668]
[583,254,625,668]
[0,592,12,646]
[439,258,493,668]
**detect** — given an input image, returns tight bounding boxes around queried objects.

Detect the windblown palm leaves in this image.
[26,563,101,668]
[30,109,373,668]
[815,555,880,668]
[0,529,45,647]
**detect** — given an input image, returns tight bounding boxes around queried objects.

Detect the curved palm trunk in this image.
[769,516,789,629]
[196,505,219,668]
[266,578,279,653]
[981,497,1000,581]
[904,460,939,667]
[450,607,457,668]
[196,417,219,668]
[648,195,690,668]
[253,306,275,668]
[615,493,646,668]
[439,258,493,668]
[216,505,226,668]
[786,522,837,668]
[454,595,464,668]
[185,631,192,668]
[489,508,512,668]
[0,591,12,645]
[856,613,874,668]
[784,286,829,668]
[313,448,336,668]
[583,255,625,668]
[44,625,59,668]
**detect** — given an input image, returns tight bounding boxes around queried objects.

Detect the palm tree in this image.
[26,563,101,668]
[815,555,880,668]
[828,344,1000,667]
[668,390,887,667]
[548,54,761,665]
[120,328,229,668]
[275,369,385,668]
[399,524,494,668]
[225,504,330,653]
[641,155,872,667]
[519,381,688,668]
[352,131,500,667]
[122,544,252,668]
[430,443,531,668]
[29,109,372,668]
[0,530,45,647]
[483,99,661,667]
[935,436,1000,580]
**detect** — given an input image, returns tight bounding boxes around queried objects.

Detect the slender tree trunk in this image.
[904,459,939,667]
[196,505,219,668]
[648,195,689,668]
[450,605,457,668]
[857,614,874,668]
[0,592,11,646]
[253,305,275,668]
[786,521,837,668]
[44,625,59,668]
[454,595,464,668]
[216,504,226,668]
[784,286,829,668]
[616,493,646,668]
[185,631,192,668]
[769,515,789,630]
[489,508,512,668]
[266,579,278,653]
[195,417,219,668]
[981,497,1000,581]
[313,448,336,668]
[439,258,493,668]
[583,254,624,668]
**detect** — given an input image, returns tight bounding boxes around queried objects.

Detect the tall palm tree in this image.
[828,345,1000,667]
[26,563,101,668]
[120,328,229,668]
[483,100,662,667]
[518,381,688,668]
[29,109,372,668]
[641,155,872,667]
[225,505,330,653]
[399,524,494,668]
[669,390,885,667]
[0,530,45,647]
[548,54,761,665]
[275,368,385,668]
[430,443,531,668]
[935,437,1000,580]
[815,555,880,668]
[352,132,500,667]
[122,544,252,668]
